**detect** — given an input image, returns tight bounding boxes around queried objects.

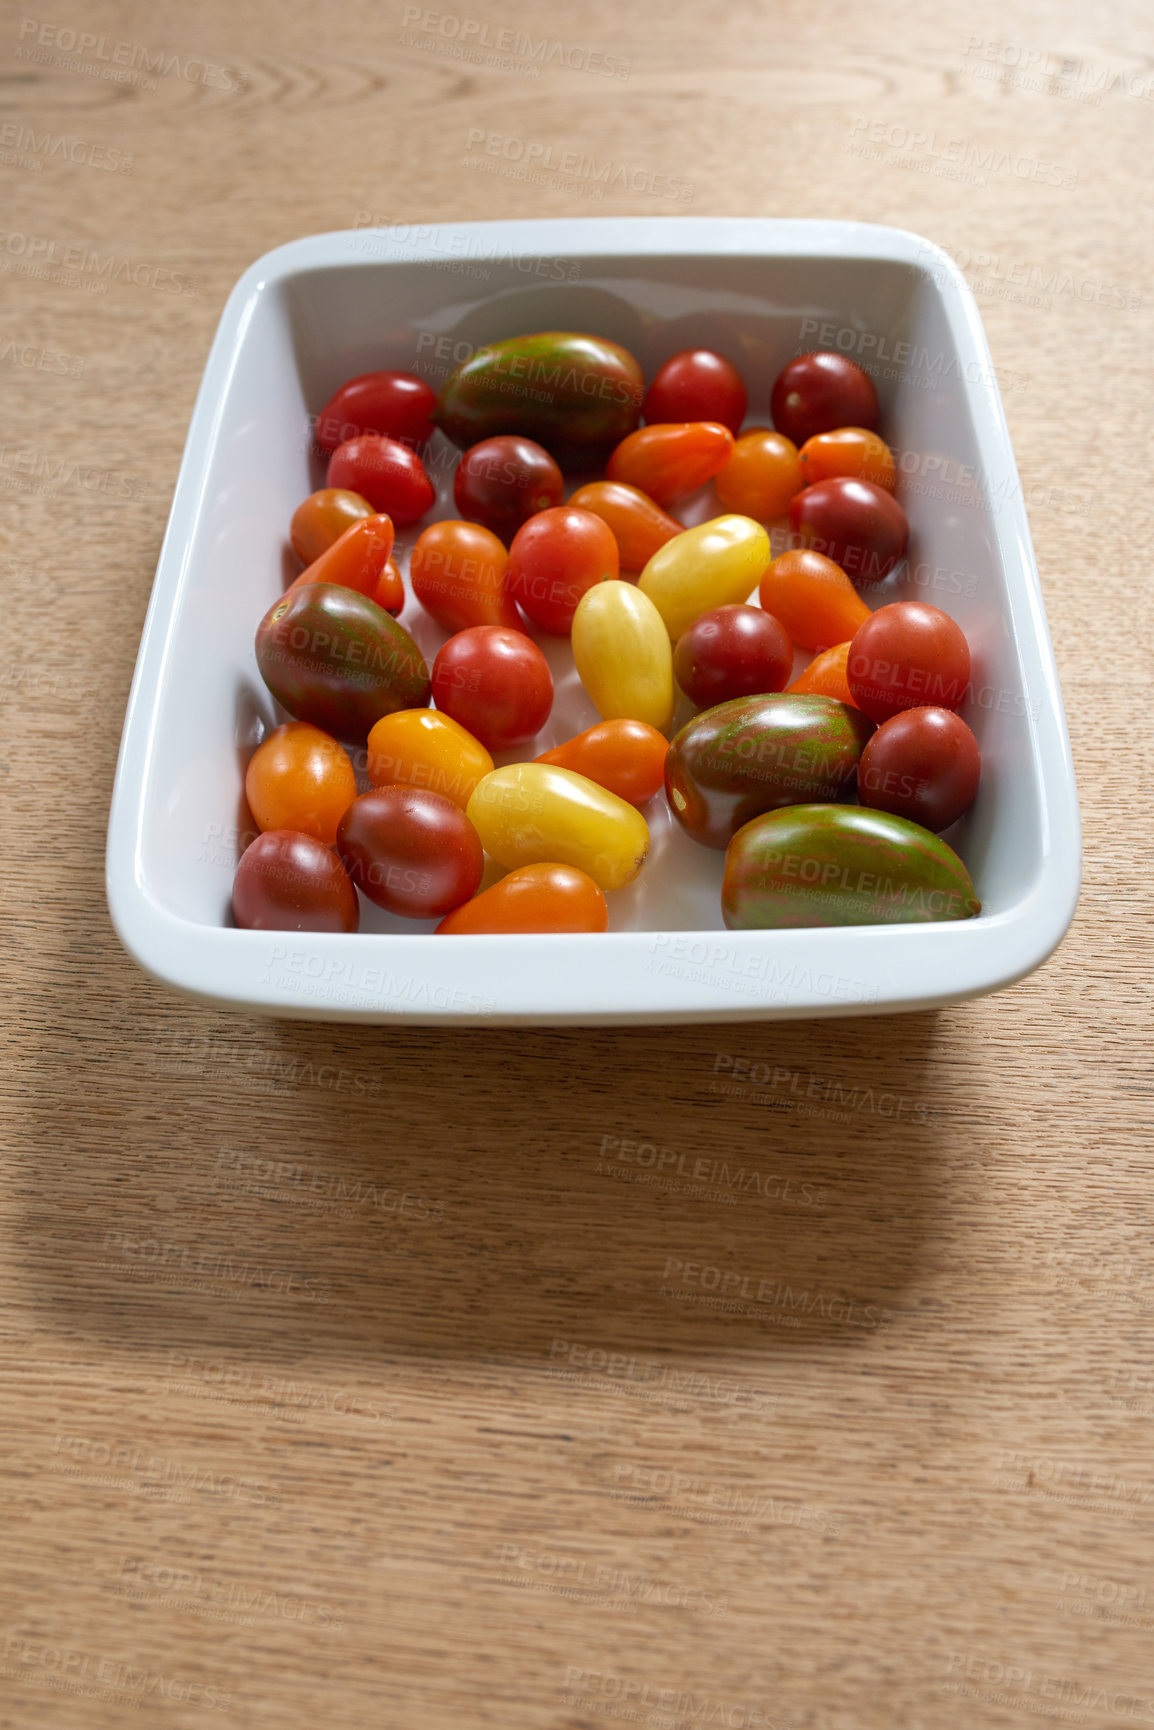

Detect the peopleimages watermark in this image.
[108,1555,345,1630]
[262,943,498,1017]
[97,1229,333,1306]
[914,240,1141,313]
[0,228,196,296]
[845,116,1078,188]
[462,129,694,202]
[0,1632,231,1713]
[645,934,880,1006]
[0,441,146,499]
[993,1449,1154,1520]
[596,1134,827,1209]
[961,35,1154,105]
[350,209,583,282]
[942,1650,1154,1721]
[0,337,83,377]
[211,1149,444,1223]
[399,7,631,79]
[1053,1569,1154,1630]
[161,1348,395,1427]
[495,1544,729,1617]
[49,1432,278,1505]
[14,16,248,93]
[794,316,1029,395]
[560,1667,795,1730]
[661,1257,892,1330]
[710,1054,931,1125]
[608,1460,842,1537]
[545,1338,780,1417]
[0,122,133,174]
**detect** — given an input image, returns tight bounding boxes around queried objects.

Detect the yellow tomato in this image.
[466,763,649,891]
[571,580,673,732]
[366,709,493,809]
[638,514,771,640]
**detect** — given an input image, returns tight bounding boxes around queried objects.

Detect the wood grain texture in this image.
[1,1,1151,1726]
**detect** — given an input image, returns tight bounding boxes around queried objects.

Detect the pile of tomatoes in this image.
[234,342,982,936]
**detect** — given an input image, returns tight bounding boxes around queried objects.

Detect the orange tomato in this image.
[606,422,734,507]
[758,549,872,652]
[290,488,374,565]
[787,641,858,707]
[289,513,395,599]
[373,555,404,616]
[435,863,608,934]
[244,722,357,845]
[714,429,803,518]
[567,480,683,571]
[797,427,897,492]
[409,519,520,633]
[366,709,493,808]
[536,719,668,805]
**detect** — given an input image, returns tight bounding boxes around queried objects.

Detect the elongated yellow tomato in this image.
[466,763,649,890]
[366,709,493,808]
[638,514,770,641]
[571,580,674,731]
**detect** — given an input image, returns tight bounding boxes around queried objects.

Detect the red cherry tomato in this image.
[431,626,553,749]
[673,605,794,708]
[607,422,734,507]
[643,350,748,435]
[435,862,608,934]
[327,435,435,527]
[315,371,436,453]
[848,603,971,723]
[858,706,981,831]
[453,436,563,543]
[789,477,909,584]
[410,520,520,633]
[232,831,359,933]
[336,786,483,918]
[771,352,879,445]
[505,506,619,635]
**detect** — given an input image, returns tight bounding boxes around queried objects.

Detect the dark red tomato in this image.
[673,606,793,708]
[505,506,619,635]
[327,435,435,527]
[847,603,971,723]
[431,626,553,750]
[858,706,981,831]
[771,352,879,445]
[336,786,483,918]
[453,435,564,543]
[789,477,909,585]
[643,350,748,435]
[315,371,436,453]
[232,831,358,933]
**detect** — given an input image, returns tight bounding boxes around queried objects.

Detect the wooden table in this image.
[1,2,1150,1726]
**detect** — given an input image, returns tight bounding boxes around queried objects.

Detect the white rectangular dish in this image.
[105,217,1080,1024]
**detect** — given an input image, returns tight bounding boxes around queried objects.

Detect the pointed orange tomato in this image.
[372,555,404,616]
[289,513,395,599]
[567,480,683,572]
[536,719,668,805]
[435,863,608,934]
[606,422,734,507]
[758,550,871,652]
[797,427,896,492]
[787,641,857,707]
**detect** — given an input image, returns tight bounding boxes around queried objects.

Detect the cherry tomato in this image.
[771,352,879,445]
[431,626,553,749]
[327,435,435,526]
[289,514,395,600]
[436,862,608,934]
[713,430,803,519]
[245,722,357,845]
[848,603,971,722]
[232,831,358,933]
[566,480,682,572]
[797,427,896,492]
[571,581,673,731]
[643,350,748,435]
[453,435,563,543]
[673,605,793,708]
[758,550,871,652]
[366,708,493,808]
[536,719,668,805]
[607,422,734,507]
[410,520,520,633]
[787,641,856,707]
[640,515,770,641]
[337,786,483,918]
[315,370,436,453]
[290,489,373,565]
[505,506,618,635]
[373,555,404,616]
[789,477,909,584]
[858,706,980,830]
[467,763,648,890]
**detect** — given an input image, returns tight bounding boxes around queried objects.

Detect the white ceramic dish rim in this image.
[105,216,1081,1026]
